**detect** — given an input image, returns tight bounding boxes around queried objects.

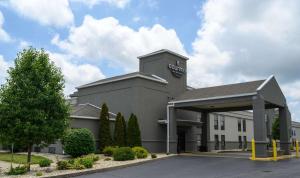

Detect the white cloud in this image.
[188,0,300,120]
[48,52,105,95]
[52,15,186,72]
[18,40,31,50]
[71,0,130,8]
[8,0,74,27]
[0,11,11,42]
[0,55,10,84]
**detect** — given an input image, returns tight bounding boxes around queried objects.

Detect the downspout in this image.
[167,103,174,153]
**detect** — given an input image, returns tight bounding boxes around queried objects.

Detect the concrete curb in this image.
[44,155,175,178]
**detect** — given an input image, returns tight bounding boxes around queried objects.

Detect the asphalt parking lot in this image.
[78,155,300,178]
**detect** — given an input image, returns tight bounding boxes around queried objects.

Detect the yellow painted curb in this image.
[249,155,296,161]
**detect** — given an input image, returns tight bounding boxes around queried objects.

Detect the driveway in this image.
[77,155,300,178]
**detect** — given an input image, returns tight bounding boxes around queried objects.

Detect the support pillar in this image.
[200,112,210,152]
[167,105,177,153]
[252,95,268,157]
[279,105,291,155]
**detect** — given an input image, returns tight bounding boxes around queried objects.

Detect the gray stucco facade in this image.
[26,49,293,157]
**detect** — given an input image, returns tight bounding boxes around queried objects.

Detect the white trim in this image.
[70,115,116,121]
[77,73,168,89]
[77,103,117,116]
[166,103,174,153]
[151,74,168,83]
[256,75,274,91]
[169,92,257,104]
[70,115,98,120]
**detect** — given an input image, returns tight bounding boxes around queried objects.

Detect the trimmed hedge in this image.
[132,147,148,159]
[63,128,96,157]
[103,146,118,156]
[113,147,135,161]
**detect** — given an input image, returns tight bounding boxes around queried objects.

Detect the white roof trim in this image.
[137,49,189,60]
[77,103,117,116]
[77,73,168,89]
[169,92,257,104]
[256,75,274,91]
[71,115,116,121]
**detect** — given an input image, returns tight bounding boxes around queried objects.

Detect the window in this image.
[238,136,242,149]
[214,115,219,130]
[243,136,247,149]
[220,116,225,130]
[215,135,219,150]
[242,119,246,132]
[238,119,242,132]
[221,135,225,150]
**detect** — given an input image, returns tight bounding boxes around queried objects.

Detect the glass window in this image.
[214,115,219,130]
[215,135,219,150]
[243,136,247,149]
[238,136,242,149]
[220,116,225,130]
[242,119,246,132]
[221,135,225,150]
[238,119,242,132]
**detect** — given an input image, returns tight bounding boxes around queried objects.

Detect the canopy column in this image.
[252,95,268,157]
[167,104,177,153]
[279,105,291,155]
[200,112,210,152]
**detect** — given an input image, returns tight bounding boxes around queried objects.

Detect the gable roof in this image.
[71,103,116,120]
[173,80,265,102]
[77,72,168,89]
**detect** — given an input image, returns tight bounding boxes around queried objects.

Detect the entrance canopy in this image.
[169,75,286,112]
[166,75,291,158]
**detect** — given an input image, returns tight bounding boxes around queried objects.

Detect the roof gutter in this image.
[77,74,168,89]
[169,92,257,105]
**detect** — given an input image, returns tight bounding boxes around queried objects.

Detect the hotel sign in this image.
[168,60,185,78]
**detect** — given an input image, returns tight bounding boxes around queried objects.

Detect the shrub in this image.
[99,103,112,151]
[63,128,96,157]
[57,160,70,170]
[113,147,135,161]
[72,160,85,170]
[6,165,28,175]
[114,113,127,147]
[36,171,43,176]
[151,153,157,159]
[132,147,148,159]
[104,157,111,161]
[85,153,99,162]
[77,157,93,168]
[103,146,118,156]
[127,114,141,147]
[39,159,52,167]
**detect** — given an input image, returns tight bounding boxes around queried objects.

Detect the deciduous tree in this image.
[0,48,70,171]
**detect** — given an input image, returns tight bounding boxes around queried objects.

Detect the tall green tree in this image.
[272,117,280,140]
[114,112,126,147]
[0,48,70,171]
[99,103,112,151]
[127,114,141,147]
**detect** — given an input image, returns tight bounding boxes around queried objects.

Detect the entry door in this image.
[177,130,186,153]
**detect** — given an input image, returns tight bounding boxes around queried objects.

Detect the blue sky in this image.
[0,0,299,121]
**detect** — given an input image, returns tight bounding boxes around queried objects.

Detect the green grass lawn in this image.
[0,153,51,164]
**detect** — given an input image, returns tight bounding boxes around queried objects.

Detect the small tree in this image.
[127,114,141,147]
[99,103,112,151]
[272,117,280,140]
[0,48,70,171]
[114,112,126,147]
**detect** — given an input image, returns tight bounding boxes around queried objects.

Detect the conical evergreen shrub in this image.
[127,113,141,147]
[114,112,126,147]
[99,103,112,151]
